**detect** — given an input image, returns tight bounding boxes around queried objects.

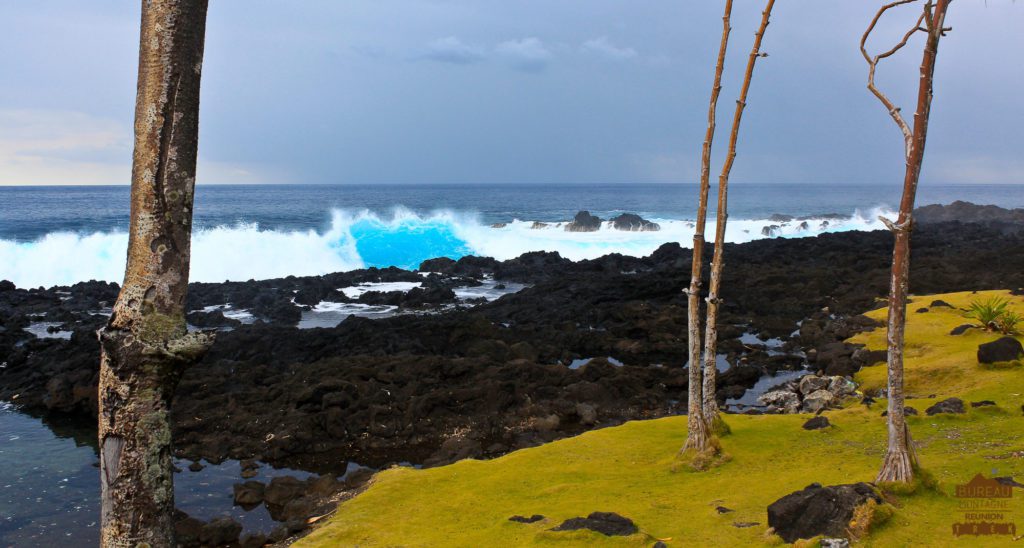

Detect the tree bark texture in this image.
[98,1,213,546]
[683,0,733,454]
[701,0,776,422]
[862,0,951,484]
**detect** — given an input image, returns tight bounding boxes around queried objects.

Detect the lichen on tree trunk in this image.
[97,1,212,545]
[682,0,733,456]
[861,0,952,484]
[701,0,776,425]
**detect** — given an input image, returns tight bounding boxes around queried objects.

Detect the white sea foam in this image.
[0,206,895,288]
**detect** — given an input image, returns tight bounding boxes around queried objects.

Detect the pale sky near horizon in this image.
[0,1,1021,186]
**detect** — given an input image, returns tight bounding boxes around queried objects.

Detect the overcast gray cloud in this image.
[421,36,486,65]
[0,1,1021,186]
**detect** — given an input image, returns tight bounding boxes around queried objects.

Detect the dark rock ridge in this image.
[610,213,660,232]
[1,221,1022,471]
[767,482,882,543]
[565,211,603,232]
[914,200,1024,225]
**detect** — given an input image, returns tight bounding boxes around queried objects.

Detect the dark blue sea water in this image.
[1,183,1022,287]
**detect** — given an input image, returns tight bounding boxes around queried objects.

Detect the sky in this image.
[0,1,1021,186]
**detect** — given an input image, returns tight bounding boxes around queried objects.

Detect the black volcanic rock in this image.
[767,483,882,543]
[926,397,966,416]
[565,211,603,232]
[915,201,1024,224]
[551,512,638,536]
[610,213,660,232]
[978,337,1023,364]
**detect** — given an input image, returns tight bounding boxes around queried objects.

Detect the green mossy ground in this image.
[299,290,1024,547]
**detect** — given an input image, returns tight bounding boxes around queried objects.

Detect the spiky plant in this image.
[964,297,1010,331]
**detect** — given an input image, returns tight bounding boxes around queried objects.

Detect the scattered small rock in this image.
[926,397,966,416]
[509,514,545,523]
[977,337,1024,364]
[995,477,1024,489]
[653,542,668,548]
[971,400,996,408]
[949,324,974,336]
[821,539,851,548]
[715,506,734,514]
[915,307,929,313]
[188,461,205,472]
[803,416,831,430]
[732,521,760,528]
[551,512,638,536]
[881,406,918,417]
[930,299,954,308]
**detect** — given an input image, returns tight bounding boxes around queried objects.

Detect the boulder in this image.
[801,390,834,414]
[827,376,858,398]
[565,211,603,232]
[798,375,829,396]
[803,416,831,430]
[233,481,266,506]
[926,397,965,416]
[199,517,242,547]
[575,403,598,425]
[551,512,638,536]
[609,213,660,232]
[930,300,954,308]
[977,337,1023,364]
[758,390,800,414]
[767,482,882,543]
[264,476,307,508]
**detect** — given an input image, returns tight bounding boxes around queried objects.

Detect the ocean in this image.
[1,183,1022,288]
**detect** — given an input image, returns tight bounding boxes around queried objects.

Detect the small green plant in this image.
[964,297,1010,331]
[999,311,1022,335]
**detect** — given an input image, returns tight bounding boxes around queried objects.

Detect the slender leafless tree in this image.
[861,0,952,484]
[701,0,776,424]
[682,0,734,456]
[97,1,212,545]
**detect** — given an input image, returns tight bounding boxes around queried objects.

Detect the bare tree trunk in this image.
[682,0,733,455]
[701,0,776,423]
[98,1,212,545]
[861,0,951,484]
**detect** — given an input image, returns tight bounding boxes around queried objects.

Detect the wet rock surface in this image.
[1,221,1023,474]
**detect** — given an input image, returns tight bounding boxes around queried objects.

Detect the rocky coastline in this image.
[2,203,1023,544]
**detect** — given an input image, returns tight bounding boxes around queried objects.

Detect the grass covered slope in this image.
[299,290,1024,547]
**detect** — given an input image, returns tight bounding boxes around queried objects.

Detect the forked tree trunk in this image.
[870,0,951,484]
[701,0,776,423]
[98,1,212,545]
[682,0,733,455]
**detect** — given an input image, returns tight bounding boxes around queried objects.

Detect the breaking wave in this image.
[0,206,895,288]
